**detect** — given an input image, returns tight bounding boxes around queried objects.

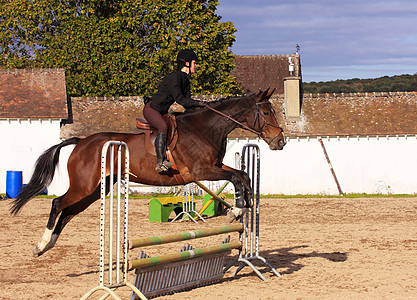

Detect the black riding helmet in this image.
[176,49,199,70]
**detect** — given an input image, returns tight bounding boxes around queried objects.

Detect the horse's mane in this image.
[173,94,255,118]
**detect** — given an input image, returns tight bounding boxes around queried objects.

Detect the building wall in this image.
[2,93,417,197]
[0,119,72,196]
[224,136,417,195]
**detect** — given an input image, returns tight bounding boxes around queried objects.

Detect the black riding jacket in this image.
[150,70,201,114]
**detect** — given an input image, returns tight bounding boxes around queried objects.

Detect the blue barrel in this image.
[6,171,23,199]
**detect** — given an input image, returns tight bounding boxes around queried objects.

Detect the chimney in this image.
[284,77,301,119]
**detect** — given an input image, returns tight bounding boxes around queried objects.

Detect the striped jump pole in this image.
[131,241,241,269]
[129,224,243,269]
[81,141,146,300]
[129,224,243,299]
[129,224,243,249]
[224,143,281,281]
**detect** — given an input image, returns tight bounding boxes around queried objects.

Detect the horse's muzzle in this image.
[270,138,286,150]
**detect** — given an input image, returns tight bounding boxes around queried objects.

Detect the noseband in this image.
[204,102,284,146]
[254,102,284,145]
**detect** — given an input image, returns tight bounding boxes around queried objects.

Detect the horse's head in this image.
[251,89,286,150]
[197,89,285,150]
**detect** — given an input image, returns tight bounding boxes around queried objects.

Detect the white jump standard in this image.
[81,141,146,300]
[81,142,281,300]
[224,144,281,280]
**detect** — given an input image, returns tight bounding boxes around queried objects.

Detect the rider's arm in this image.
[166,72,204,108]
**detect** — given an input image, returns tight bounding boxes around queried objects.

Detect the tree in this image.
[0,0,239,96]
[303,74,417,93]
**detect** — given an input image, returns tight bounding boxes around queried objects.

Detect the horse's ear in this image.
[266,88,276,98]
[256,88,275,102]
[256,89,268,102]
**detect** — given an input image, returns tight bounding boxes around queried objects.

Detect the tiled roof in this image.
[0,69,68,119]
[60,92,417,140]
[231,54,301,94]
[284,92,417,137]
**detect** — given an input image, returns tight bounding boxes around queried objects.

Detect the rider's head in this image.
[177,49,199,74]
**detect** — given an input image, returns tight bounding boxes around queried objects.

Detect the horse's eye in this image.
[263,111,270,116]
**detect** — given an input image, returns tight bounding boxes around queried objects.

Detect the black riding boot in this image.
[155,132,173,173]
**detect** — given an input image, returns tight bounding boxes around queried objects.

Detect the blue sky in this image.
[217,0,417,82]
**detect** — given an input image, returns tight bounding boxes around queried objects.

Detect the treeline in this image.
[0,1,238,97]
[303,74,417,93]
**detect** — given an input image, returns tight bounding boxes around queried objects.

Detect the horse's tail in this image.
[10,137,81,215]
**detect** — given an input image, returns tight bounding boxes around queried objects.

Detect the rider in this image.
[143,49,205,173]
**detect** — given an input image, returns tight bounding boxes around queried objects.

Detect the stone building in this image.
[0,69,69,195]
[2,56,417,195]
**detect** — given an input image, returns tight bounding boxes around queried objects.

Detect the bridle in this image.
[254,101,285,145]
[204,101,284,146]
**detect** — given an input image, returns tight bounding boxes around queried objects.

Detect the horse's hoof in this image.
[227,207,244,223]
[32,245,42,257]
[227,210,236,223]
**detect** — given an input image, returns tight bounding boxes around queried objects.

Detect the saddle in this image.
[136,115,179,157]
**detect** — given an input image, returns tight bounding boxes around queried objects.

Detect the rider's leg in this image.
[143,102,173,172]
[154,132,173,172]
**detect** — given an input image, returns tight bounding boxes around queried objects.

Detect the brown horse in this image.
[10,89,285,257]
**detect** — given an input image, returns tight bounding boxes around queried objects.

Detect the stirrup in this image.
[155,160,173,173]
[162,160,173,168]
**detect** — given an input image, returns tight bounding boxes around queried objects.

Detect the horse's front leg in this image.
[220,165,254,222]
[221,165,253,208]
[193,165,250,222]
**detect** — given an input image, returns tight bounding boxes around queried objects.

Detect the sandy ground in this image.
[1,196,416,300]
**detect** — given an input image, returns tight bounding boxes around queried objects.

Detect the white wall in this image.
[0,119,72,196]
[2,121,416,196]
[223,136,417,195]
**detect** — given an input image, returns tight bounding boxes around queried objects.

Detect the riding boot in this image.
[155,132,173,173]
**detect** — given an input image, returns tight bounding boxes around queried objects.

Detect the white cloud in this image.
[218,0,417,80]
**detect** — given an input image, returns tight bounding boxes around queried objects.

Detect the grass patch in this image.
[260,193,417,198]
[2,193,416,200]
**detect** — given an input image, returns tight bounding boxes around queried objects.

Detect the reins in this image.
[204,105,262,136]
[203,103,284,145]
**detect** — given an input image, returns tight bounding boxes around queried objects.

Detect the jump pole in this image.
[224,143,281,280]
[318,138,344,196]
[129,224,243,249]
[194,181,230,219]
[128,224,243,299]
[194,181,232,209]
[80,141,146,300]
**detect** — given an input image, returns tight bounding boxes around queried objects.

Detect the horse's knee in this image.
[230,175,245,208]
[235,189,245,208]
[235,185,253,208]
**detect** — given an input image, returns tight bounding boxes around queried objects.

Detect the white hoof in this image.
[33,244,42,257]
[33,229,59,257]
[227,207,247,223]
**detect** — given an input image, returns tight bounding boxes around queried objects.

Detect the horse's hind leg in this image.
[33,197,64,257]
[33,178,105,257]
[33,182,103,257]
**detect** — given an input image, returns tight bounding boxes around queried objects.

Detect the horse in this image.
[10,89,285,257]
